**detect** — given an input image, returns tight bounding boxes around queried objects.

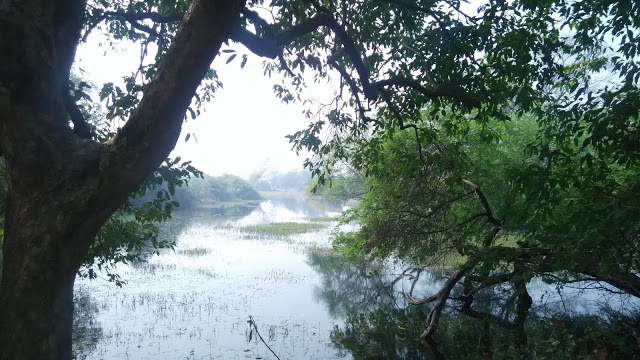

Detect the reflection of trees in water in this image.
[72,288,102,360]
[307,251,453,319]
[270,196,342,218]
[308,251,396,318]
[308,251,640,359]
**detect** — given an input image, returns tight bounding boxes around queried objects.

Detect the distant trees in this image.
[249,169,313,192]
[308,172,365,203]
[184,174,262,203]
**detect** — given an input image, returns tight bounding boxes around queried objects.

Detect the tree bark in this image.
[0,0,244,358]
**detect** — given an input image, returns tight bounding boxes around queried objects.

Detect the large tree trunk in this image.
[0,150,110,358]
[0,0,244,358]
[0,212,82,359]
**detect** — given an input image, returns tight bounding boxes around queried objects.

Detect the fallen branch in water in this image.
[247,315,282,360]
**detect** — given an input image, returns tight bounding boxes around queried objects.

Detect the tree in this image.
[1,0,637,358]
[0,0,242,358]
[307,0,640,346]
[0,75,203,287]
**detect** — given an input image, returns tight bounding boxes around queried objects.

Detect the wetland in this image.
[73,192,640,359]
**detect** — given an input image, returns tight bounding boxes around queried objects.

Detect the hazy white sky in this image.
[75,34,336,179]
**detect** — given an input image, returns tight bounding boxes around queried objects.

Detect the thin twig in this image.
[247,316,281,360]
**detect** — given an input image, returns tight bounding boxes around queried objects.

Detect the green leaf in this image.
[240,54,248,69]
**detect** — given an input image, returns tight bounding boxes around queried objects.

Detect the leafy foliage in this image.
[2,0,638,352]
[307,172,365,203]
[78,158,202,286]
[69,78,204,286]
[272,0,640,307]
[334,115,537,263]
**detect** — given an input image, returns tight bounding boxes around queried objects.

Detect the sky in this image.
[75,33,336,179]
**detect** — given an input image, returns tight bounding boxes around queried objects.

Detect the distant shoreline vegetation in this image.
[170,173,262,210]
[307,174,365,203]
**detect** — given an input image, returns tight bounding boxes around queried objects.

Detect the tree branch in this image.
[372,78,481,108]
[230,10,377,100]
[464,270,519,297]
[103,11,184,23]
[568,264,640,298]
[462,179,503,237]
[100,0,244,209]
[63,89,91,139]
[230,27,278,58]
[83,10,184,42]
[327,57,374,124]
[420,256,479,339]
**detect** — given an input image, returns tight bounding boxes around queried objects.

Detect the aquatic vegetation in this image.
[242,222,326,236]
[176,247,211,257]
[73,196,638,360]
[308,216,337,222]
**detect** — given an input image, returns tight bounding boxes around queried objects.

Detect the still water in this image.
[73,193,638,359]
[74,194,350,359]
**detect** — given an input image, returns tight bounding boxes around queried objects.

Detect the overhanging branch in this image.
[230,10,377,99]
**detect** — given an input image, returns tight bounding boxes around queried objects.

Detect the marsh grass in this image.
[131,262,177,275]
[177,247,211,257]
[242,222,326,236]
[308,216,337,222]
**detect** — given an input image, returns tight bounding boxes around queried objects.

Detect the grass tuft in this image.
[242,222,326,236]
[176,247,211,257]
[308,216,337,222]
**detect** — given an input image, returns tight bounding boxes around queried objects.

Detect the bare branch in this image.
[462,179,503,231]
[104,11,184,23]
[327,58,376,124]
[464,270,519,297]
[413,212,486,236]
[458,303,521,330]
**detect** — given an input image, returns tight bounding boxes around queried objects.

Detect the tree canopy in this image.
[289,0,640,343]
[0,0,638,358]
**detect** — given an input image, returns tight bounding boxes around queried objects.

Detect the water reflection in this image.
[307,251,640,359]
[73,195,348,360]
[73,195,640,359]
[72,288,102,359]
[237,195,343,226]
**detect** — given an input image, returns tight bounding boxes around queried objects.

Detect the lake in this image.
[73,193,639,359]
